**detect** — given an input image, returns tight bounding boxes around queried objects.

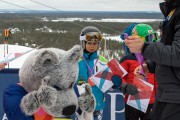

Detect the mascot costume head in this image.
[19,45,95,119]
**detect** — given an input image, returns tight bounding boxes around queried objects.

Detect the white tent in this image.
[0,44,37,68]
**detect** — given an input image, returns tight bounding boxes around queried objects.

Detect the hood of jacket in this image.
[159,1,180,17]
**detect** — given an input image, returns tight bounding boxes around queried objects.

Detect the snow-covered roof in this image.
[0,44,37,68]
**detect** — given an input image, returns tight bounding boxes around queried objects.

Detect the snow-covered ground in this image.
[43,17,162,23]
[104,36,122,42]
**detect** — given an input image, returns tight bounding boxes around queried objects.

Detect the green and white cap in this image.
[132,24,159,42]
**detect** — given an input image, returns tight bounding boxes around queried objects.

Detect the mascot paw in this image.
[78,84,95,113]
[37,85,57,108]
[21,91,40,115]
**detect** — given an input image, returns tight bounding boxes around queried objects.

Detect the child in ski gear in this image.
[3,45,95,120]
[120,23,139,55]
[77,26,122,120]
[120,23,158,120]
[127,1,180,120]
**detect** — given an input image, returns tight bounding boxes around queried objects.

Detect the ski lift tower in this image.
[2,29,11,57]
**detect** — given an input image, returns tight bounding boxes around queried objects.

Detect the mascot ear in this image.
[65,45,82,63]
[33,50,59,69]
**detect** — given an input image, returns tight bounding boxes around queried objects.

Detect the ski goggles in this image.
[132,33,158,43]
[80,32,102,42]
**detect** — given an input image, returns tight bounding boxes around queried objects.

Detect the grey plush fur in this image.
[78,83,95,120]
[19,45,95,118]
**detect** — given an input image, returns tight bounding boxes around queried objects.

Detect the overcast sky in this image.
[0,0,164,12]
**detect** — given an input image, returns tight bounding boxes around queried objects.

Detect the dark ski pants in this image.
[125,104,153,120]
[152,100,180,120]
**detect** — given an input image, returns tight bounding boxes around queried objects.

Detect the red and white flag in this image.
[90,59,127,92]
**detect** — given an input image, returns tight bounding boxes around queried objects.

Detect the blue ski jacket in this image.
[3,83,34,120]
[77,51,121,111]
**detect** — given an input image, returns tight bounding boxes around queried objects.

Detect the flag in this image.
[90,59,127,93]
[127,77,154,113]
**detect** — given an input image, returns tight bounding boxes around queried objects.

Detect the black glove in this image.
[147,109,153,120]
[120,83,138,95]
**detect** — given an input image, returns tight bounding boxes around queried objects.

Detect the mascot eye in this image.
[53,85,62,90]
[45,59,51,63]
[43,59,52,65]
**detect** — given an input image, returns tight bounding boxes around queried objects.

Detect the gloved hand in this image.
[111,75,122,89]
[120,83,138,95]
[147,109,153,120]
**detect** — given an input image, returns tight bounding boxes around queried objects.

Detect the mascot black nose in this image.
[62,105,76,115]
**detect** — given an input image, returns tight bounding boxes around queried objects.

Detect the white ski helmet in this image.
[79,26,102,50]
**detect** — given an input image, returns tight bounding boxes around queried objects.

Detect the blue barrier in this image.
[103,89,125,120]
[0,69,19,120]
[0,69,125,120]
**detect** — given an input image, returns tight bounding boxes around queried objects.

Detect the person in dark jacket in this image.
[124,0,180,120]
